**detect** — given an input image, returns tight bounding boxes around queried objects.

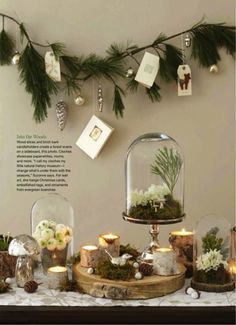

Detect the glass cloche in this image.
[31,193,74,272]
[123,133,184,224]
[123,133,185,261]
[191,214,234,292]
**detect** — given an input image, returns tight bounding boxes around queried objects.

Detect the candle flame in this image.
[157,247,173,252]
[82,245,98,251]
[48,266,67,273]
[102,233,119,240]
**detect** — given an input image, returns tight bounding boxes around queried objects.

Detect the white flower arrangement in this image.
[33,219,73,251]
[196,249,228,273]
[130,183,170,207]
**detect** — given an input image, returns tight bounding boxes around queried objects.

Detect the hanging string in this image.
[2,15,4,30]
[181,34,185,65]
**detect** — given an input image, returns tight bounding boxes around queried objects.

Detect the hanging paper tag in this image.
[135,52,160,88]
[45,51,61,82]
[177,65,192,96]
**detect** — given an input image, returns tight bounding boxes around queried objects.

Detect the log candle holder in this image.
[47,266,68,290]
[98,234,120,261]
[153,248,180,276]
[80,245,100,268]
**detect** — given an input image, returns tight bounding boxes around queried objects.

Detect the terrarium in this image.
[191,214,235,292]
[31,193,74,273]
[123,133,185,260]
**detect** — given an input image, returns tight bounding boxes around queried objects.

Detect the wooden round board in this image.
[73,263,186,300]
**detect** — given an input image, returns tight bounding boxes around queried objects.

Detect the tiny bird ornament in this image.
[105,250,132,266]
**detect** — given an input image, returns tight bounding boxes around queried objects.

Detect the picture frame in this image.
[76,115,114,159]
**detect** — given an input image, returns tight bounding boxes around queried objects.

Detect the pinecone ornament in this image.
[24,281,39,293]
[55,100,67,131]
[139,263,153,276]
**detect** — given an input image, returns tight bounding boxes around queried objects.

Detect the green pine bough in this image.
[0,13,235,123]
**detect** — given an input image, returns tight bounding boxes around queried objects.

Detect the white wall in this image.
[0,0,235,252]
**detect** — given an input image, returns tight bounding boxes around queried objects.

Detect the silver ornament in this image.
[55,100,67,131]
[87,267,94,275]
[133,262,139,269]
[135,272,143,280]
[186,287,195,295]
[12,51,21,65]
[126,67,134,78]
[209,64,219,73]
[191,290,200,299]
[184,34,191,48]
[97,84,103,112]
[74,95,85,106]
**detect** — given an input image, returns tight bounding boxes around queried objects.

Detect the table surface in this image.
[0,269,235,324]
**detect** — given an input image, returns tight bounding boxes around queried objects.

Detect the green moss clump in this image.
[119,244,140,259]
[194,264,231,285]
[129,195,182,220]
[0,235,13,251]
[0,279,11,294]
[97,260,135,281]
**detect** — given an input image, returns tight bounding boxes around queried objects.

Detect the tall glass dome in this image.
[123,133,184,224]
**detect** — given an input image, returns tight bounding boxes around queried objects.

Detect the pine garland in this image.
[0,13,235,123]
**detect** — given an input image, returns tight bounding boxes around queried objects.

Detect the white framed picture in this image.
[76,115,114,159]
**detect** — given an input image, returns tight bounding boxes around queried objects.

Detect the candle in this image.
[47,266,68,290]
[229,259,236,280]
[169,228,194,278]
[153,247,179,276]
[80,245,99,268]
[98,233,120,260]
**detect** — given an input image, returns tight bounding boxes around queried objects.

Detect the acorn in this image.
[24,281,40,293]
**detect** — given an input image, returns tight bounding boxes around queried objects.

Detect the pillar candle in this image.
[98,233,120,259]
[153,248,180,276]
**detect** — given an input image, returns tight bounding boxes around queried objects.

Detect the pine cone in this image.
[139,263,153,276]
[55,100,67,131]
[24,281,39,293]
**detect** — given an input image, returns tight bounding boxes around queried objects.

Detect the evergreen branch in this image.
[146,82,161,102]
[151,147,183,193]
[18,44,58,122]
[126,77,139,93]
[50,42,66,59]
[163,44,183,81]
[0,29,15,65]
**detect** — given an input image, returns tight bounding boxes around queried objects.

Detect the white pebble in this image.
[133,262,139,269]
[87,267,94,275]
[191,291,200,299]
[186,287,195,295]
[5,277,12,284]
[135,272,143,280]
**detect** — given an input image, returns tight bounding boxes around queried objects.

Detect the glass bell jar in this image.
[123,133,185,261]
[191,214,235,292]
[31,193,74,273]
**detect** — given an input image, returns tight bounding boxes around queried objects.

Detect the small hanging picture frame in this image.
[76,115,114,159]
[177,64,192,96]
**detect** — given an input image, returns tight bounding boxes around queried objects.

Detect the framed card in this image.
[135,51,160,88]
[76,115,114,159]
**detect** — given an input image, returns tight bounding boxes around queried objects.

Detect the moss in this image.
[129,195,182,220]
[202,228,223,253]
[194,264,231,285]
[119,244,140,259]
[0,279,11,294]
[97,260,135,281]
[0,235,13,251]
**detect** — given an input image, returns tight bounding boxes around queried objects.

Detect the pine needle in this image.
[151,147,183,193]
[18,44,58,122]
[50,42,66,59]
[126,77,139,93]
[113,85,125,118]
[0,29,15,65]
[146,82,161,102]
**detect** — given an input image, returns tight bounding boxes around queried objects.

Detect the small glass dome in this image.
[192,214,233,289]
[31,193,74,257]
[123,133,185,224]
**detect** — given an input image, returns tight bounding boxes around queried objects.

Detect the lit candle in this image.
[153,247,179,276]
[80,245,99,268]
[47,266,68,290]
[169,228,194,278]
[229,259,236,280]
[98,233,120,259]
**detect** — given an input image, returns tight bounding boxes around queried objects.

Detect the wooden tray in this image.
[73,263,186,300]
